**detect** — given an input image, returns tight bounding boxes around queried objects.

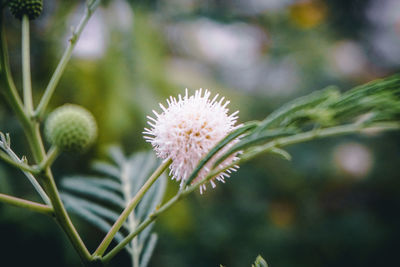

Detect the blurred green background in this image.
[1,0,400,266]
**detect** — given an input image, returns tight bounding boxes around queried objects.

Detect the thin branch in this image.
[93,158,172,257]
[0,133,51,204]
[34,0,102,119]
[41,169,94,263]
[38,146,60,170]
[0,11,30,128]
[120,156,140,267]
[102,191,182,264]
[0,193,53,216]
[22,15,33,113]
[0,150,37,173]
[239,122,400,163]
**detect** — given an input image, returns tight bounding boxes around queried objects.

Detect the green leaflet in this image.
[257,86,340,131]
[329,75,400,123]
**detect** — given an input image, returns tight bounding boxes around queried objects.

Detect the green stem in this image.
[93,158,172,257]
[102,121,400,263]
[0,12,30,130]
[2,4,101,265]
[38,146,60,170]
[239,122,400,163]
[103,191,184,264]
[0,14,51,205]
[25,171,51,205]
[0,193,53,215]
[34,0,101,119]
[0,133,51,204]
[22,15,33,113]
[0,150,37,173]
[27,122,92,263]
[0,15,45,162]
[26,121,46,162]
[120,159,140,267]
[41,169,93,263]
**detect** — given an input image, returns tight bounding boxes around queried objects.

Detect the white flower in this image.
[144,89,240,193]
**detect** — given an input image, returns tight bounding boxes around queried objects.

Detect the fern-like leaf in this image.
[217,75,400,165]
[61,148,167,267]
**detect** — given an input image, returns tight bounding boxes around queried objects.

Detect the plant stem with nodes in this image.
[1,3,102,264]
[20,115,92,263]
[34,0,102,120]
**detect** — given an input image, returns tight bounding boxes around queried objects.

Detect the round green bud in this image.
[9,0,43,20]
[45,104,97,153]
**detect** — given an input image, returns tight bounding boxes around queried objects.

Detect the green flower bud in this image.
[45,104,97,153]
[9,0,43,20]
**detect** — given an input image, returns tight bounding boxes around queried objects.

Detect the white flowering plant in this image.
[0,1,400,267]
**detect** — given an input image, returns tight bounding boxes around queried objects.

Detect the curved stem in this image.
[22,15,33,114]
[93,158,172,257]
[34,0,102,119]
[0,193,53,216]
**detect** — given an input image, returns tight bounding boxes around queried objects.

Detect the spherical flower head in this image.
[144,89,240,193]
[45,104,97,153]
[9,0,43,20]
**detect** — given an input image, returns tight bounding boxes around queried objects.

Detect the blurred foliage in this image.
[1,0,400,266]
